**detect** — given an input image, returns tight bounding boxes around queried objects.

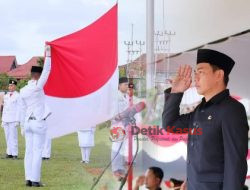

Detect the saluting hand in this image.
[171,64,192,93]
[133,176,145,190]
[180,180,187,190]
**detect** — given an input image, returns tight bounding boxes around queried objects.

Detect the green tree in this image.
[37,57,44,67]
[119,66,127,77]
[0,73,9,91]
[16,79,29,91]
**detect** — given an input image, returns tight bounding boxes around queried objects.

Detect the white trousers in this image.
[24,120,46,182]
[2,122,18,156]
[80,147,91,162]
[42,136,51,158]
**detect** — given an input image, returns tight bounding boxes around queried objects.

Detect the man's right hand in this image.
[180,180,187,190]
[171,64,192,93]
[133,176,145,190]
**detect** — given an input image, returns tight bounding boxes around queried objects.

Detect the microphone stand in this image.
[119,116,139,190]
[90,120,127,190]
[90,132,125,190]
[90,116,138,190]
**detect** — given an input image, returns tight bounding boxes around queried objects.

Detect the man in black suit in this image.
[162,49,249,190]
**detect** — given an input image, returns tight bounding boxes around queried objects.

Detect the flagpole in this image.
[146,0,155,91]
[127,80,134,190]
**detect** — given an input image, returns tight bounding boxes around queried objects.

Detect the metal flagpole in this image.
[127,80,134,190]
[124,24,136,190]
[146,0,155,92]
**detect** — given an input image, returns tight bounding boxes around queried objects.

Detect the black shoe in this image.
[32,182,45,187]
[12,156,18,159]
[42,157,50,160]
[26,180,32,187]
[6,154,13,159]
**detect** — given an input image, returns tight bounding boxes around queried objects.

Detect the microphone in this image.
[114,102,146,122]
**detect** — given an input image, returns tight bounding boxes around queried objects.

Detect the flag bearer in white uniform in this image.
[19,45,51,187]
[111,77,141,180]
[77,126,96,163]
[1,79,20,159]
[111,77,129,179]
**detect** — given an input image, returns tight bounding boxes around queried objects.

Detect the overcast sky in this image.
[0,0,250,65]
[0,0,146,65]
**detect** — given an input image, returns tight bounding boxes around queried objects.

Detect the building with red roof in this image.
[7,56,42,79]
[0,56,17,74]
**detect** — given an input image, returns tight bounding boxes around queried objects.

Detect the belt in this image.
[29,116,36,120]
[29,116,46,121]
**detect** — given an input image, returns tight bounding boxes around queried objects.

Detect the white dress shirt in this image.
[19,57,51,127]
[2,91,20,123]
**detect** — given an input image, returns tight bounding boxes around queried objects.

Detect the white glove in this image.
[45,44,51,57]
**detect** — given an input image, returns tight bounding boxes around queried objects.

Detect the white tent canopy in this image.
[155,0,250,54]
[167,31,250,100]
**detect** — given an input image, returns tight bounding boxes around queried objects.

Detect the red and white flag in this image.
[44,4,118,138]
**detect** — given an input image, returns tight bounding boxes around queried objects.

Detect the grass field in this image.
[0,125,120,190]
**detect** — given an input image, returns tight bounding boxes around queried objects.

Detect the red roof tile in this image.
[0,56,17,74]
[7,56,42,79]
[121,53,178,78]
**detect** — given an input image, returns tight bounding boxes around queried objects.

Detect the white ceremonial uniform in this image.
[111,91,141,173]
[1,91,20,156]
[77,126,96,163]
[19,57,51,183]
[42,136,51,159]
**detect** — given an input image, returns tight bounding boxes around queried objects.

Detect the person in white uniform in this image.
[1,79,20,159]
[19,45,51,187]
[111,77,141,180]
[77,126,96,163]
[42,136,51,160]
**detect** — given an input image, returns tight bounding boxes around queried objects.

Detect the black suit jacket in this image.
[162,89,249,190]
